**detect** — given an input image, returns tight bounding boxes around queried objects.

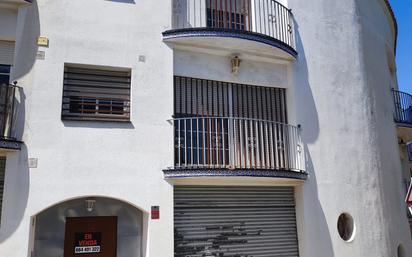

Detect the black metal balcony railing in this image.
[171,117,304,172]
[172,0,295,50]
[0,83,18,141]
[392,89,412,125]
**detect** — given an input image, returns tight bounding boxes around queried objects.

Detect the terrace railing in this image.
[392,89,412,125]
[171,117,304,172]
[0,83,18,141]
[172,0,295,50]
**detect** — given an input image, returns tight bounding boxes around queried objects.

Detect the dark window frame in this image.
[0,64,11,86]
[61,65,131,122]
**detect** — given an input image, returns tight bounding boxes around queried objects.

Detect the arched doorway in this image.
[32,197,144,257]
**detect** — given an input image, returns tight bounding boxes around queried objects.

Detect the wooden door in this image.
[64,216,117,257]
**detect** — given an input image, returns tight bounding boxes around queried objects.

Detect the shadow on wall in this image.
[0,145,30,244]
[0,0,40,243]
[62,120,135,130]
[105,0,136,4]
[293,21,335,256]
[11,0,40,82]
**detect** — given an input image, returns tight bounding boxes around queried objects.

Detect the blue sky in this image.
[390,1,412,92]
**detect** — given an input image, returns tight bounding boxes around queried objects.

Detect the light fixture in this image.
[85,199,96,212]
[231,56,241,75]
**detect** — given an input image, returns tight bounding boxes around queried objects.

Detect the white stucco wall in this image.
[1,0,174,256]
[174,50,289,88]
[356,0,411,255]
[0,0,408,257]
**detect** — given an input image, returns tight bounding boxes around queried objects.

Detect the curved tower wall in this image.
[290,0,410,256]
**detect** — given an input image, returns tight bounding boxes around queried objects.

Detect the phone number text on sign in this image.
[75,246,101,254]
[74,232,102,254]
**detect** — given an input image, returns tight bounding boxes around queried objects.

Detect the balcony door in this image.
[206,0,252,31]
[173,76,290,169]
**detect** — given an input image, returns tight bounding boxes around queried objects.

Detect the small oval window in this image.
[337,213,355,242]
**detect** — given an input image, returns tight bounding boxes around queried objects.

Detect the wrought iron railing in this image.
[0,83,18,140]
[170,117,304,171]
[172,0,295,50]
[392,89,412,125]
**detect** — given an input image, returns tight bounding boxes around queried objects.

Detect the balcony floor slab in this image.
[163,168,308,181]
[0,138,22,151]
[163,28,297,63]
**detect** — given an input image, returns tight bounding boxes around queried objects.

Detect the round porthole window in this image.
[398,244,406,257]
[337,213,355,242]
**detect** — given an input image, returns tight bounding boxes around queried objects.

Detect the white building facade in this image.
[0,0,410,257]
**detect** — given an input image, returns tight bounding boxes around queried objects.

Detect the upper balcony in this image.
[163,0,297,61]
[392,89,412,142]
[0,83,22,151]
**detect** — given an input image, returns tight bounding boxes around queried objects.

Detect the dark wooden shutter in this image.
[62,66,131,121]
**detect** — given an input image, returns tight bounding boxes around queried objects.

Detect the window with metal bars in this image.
[174,76,287,122]
[173,76,290,169]
[62,66,131,122]
[206,0,251,31]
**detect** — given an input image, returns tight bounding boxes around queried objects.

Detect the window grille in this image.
[174,76,287,122]
[62,66,131,121]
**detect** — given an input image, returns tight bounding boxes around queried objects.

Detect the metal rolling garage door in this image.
[174,186,299,257]
[0,41,15,65]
